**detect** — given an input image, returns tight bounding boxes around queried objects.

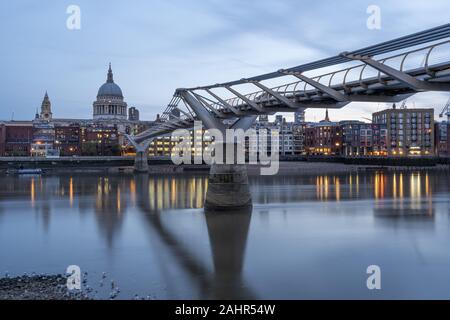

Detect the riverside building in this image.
[372,105,434,156]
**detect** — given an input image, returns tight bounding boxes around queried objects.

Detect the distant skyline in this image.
[1,0,449,123]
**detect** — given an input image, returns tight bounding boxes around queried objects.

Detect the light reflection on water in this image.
[0,170,449,299]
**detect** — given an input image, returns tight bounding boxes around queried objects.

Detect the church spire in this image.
[42,91,50,104]
[324,108,330,122]
[107,63,114,83]
[40,91,52,121]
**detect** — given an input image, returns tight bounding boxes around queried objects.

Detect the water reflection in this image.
[250,171,446,206]
[135,174,255,299]
[0,171,448,239]
[0,170,449,299]
[204,209,253,299]
[130,175,208,212]
[373,172,435,219]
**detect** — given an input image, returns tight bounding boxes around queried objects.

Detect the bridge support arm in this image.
[281,71,349,102]
[203,89,244,116]
[224,86,265,113]
[179,90,226,131]
[192,92,227,118]
[341,52,450,92]
[249,81,300,108]
[230,116,258,131]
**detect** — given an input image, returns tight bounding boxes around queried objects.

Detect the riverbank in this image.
[1,161,448,176]
[0,156,449,176]
[0,275,90,300]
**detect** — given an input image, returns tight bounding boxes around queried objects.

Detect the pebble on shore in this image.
[0,275,91,300]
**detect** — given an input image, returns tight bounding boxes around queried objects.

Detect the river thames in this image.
[0,170,450,299]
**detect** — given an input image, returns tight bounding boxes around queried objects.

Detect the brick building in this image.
[340,121,388,156]
[373,106,434,156]
[81,126,120,156]
[55,125,82,156]
[305,110,342,156]
[1,122,33,156]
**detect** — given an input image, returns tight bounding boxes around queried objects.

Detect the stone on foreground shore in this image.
[0,275,90,300]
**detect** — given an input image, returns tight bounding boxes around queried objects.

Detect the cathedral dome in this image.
[93,63,128,121]
[97,82,123,98]
[97,64,123,98]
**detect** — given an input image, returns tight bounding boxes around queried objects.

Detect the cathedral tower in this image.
[40,91,53,121]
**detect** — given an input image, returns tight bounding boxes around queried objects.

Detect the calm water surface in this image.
[0,170,449,299]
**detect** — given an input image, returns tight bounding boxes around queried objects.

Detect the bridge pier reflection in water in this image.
[135,174,255,299]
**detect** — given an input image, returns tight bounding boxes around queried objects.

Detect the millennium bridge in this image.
[126,23,450,210]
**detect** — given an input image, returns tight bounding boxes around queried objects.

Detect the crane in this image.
[439,98,450,122]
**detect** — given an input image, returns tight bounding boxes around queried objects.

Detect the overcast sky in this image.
[0,0,449,122]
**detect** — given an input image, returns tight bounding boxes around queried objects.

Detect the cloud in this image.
[0,0,449,122]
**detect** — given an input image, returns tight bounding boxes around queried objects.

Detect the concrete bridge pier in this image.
[125,135,153,173]
[205,142,252,211]
[205,163,252,211]
[134,146,149,173]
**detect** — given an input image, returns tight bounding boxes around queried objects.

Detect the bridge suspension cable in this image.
[190,23,450,90]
